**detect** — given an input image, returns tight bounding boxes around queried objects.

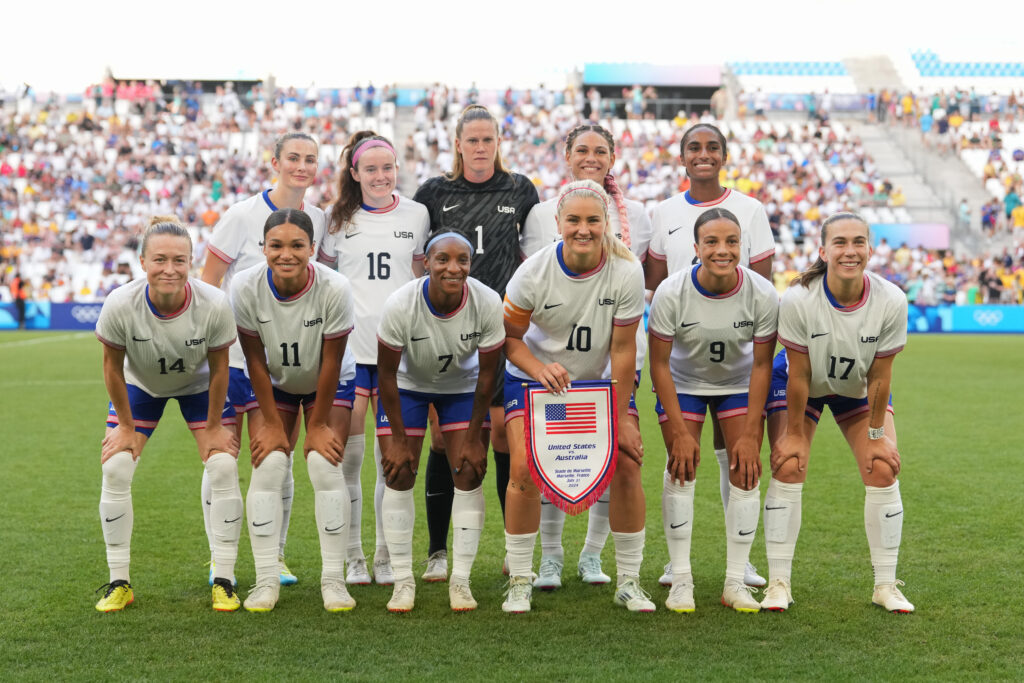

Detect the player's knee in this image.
[453,469,482,491]
[250,450,288,491]
[864,462,897,487]
[101,451,135,490]
[389,469,416,491]
[773,457,804,484]
[307,451,345,492]
[508,456,531,485]
[205,452,237,488]
[613,456,642,485]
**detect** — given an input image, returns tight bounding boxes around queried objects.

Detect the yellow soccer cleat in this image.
[95,580,134,613]
[212,577,241,612]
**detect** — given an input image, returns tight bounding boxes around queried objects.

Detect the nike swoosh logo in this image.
[224,516,241,524]
[680,322,699,328]
[281,496,292,502]
[442,204,460,212]
[884,510,903,518]
[204,499,211,506]
[426,491,445,497]
[738,529,755,536]
[540,500,552,505]
[344,232,361,239]
[257,318,271,324]
[543,303,562,310]
[669,521,688,529]
[411,336,429,342]
[105,514,126,523]
[350,498,359,504]
[811,332,829,338]
[325,524,346,532]
[131,335,151,342]
[765,505,787,510]
[252,520,272,527]
[668,226,684,235]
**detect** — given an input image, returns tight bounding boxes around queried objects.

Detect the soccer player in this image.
[413,105,538,580]
[766,211,913,614]
[375,233,504,612]
[502,180,652,613]
[229,208,356,613]
[645,123,776,588]
[521,123,652,590]
[94,216,241,613]
[201,132,332,586]
[647,208,779,613]
[318,131,430,587]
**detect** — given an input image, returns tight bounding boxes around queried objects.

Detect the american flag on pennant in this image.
[544,402,597,434]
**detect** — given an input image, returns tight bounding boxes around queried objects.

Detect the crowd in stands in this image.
[2,82,1022,308]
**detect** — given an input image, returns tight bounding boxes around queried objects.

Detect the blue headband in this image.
[425,231,475,256]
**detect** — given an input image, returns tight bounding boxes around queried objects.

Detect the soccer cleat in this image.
[760,578,794,612]
[665,581,696,613]
[279,556,297,586]
[387,580,416,613]
[421,550,448,583]
[658,561,673,587]
[744,562,767,588]
[212,577,241,612]
[577,551,611,585]
[208,561,237,588]
[346,558,372,586]
[722,579,761,613]
[449,579,478,612]
[872,580,915,614]
[373,557,395,586]
[614,576,656,613]
[533,557,563,591]
[502,576,533,613]
[244,579,280,613]
[95,580,134,613]
[322,578,356,612]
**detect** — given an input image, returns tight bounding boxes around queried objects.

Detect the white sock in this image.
[612,529,645,580]
[206,452,242,581]
[864,481,903,586]
[100,451,137,583]
[307,451,350,580]
[451,487,485,581]
[278,451,295,558]
[724,484,760,582]
[201,467,214,557]
[373,436,387,556]
[505,531,537,578]
[341,434,365,563]
[715,447,731,515]
[247,450,288,583]
[539,495,565,563]
[582,489,610,556]
[382,486,415,582]
[764,478,803,583]
[662,471,695,583]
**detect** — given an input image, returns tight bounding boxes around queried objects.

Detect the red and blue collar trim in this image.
[691,264,743,299]
[145,282,192,319]
[361,194,399,214]
[267,264,315,302]
[422,277,468,318]
[684,188,730,206]
[556,242,606,279]
[262,189,303,212]
[823,274,870,312]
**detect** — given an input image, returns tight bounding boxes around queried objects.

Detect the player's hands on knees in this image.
[250,422,290,467]
[458,438,488,480]
[381,439,415,485]
[666,428,699,482]
[304,422,343,464]
[770,433,808,475]
[205,424,240,458]
[534,363,570,395]
[730,434,762,490]
[101,425,137,462]
[864,435,900,476]
[618,417,644,465]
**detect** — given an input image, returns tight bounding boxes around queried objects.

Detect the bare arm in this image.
[100,343,135,461]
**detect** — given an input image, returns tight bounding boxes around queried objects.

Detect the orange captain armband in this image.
[503,296,532,327]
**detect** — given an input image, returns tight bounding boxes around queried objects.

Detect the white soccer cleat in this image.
[449,579,478,612]
[533,557,563,591]
[321,578,356,612]
[346,558,371,586]
[421,550,448,583]
[665,580,695,613]
[577,551,611,585]
[722,579,761,613]
[744,562,767,587]
[373,557,395,586]
[502,576,533,614]
[872,580,915,613]
[760,578,794,612]
[658,562,673,587]
[614,576,656,613]
[387,580,416,613]
[243,579,280,613]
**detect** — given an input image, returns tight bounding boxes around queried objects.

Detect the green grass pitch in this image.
[0,331,1021,680]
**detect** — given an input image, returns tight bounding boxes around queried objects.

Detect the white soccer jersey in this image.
[230,262,354,396]
[777,271,908,399]
[95,278,236,397]
[520,196,652,261]
[377,276,504,394]
[205,191,328,370]
[648,265,779,395]
[318,195,430,364]
[504,243,645,382]
[647,189,776,275]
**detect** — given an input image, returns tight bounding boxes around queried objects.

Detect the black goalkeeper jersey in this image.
[414,172,539,297]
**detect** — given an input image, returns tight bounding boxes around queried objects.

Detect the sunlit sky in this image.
[6,0,1021,92]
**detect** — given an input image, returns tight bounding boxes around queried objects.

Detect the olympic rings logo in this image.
[972,310,1004,326]
[71,305,103,323]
